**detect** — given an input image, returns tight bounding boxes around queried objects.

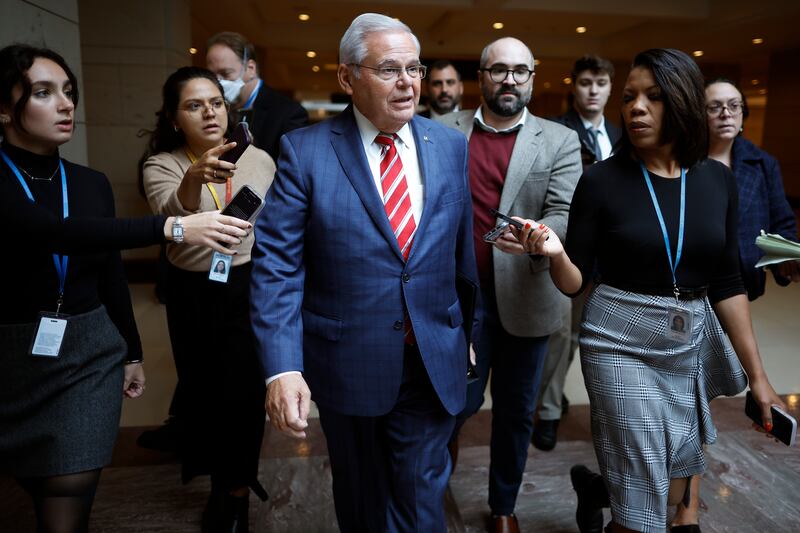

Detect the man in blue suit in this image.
[250,13,479,533]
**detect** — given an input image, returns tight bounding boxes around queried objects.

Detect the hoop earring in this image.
[173,125,178,132]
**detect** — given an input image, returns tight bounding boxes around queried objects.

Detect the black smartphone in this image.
[221,184,263,222]
[489,208,525,230]
[745,391,797,446]
[219,122,253,164]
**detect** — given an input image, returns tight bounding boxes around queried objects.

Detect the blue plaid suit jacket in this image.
[250,107,479,416]
[732,136,798,300]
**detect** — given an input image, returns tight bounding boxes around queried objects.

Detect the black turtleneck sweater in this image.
[0,141,167,361]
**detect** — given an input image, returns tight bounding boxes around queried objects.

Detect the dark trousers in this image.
[318,345,455,533]
[165,263,266,489]
[456,288,549,515]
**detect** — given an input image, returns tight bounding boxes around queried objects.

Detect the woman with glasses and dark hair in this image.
[0,44,250,533]
[508,49,784,533]
[705,78,799,300]
[140,66,274,531]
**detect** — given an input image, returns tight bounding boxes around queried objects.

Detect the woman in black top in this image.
[0,44,251,533]
[512,49,784,533]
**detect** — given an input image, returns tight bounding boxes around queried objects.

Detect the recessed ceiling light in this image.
[534,59,541,66]
[692,50,704,57]
[306,51,317,58]
[751,79,759,85]
[188,47,198,55]
[752,37,764,44]
[492,22,504,30]
[562,77,572,85]
[575,26,587,34]
[298,13,310,22]
[758,88,767,94]
[312,65,320,73]
[543,81,551,89]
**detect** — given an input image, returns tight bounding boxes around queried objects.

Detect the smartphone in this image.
[489,208,525,230]
[483,221,510,243]
[221,184,264,223]
[745,391,797,446]
[219,122,253,164]
[488,208,549,241]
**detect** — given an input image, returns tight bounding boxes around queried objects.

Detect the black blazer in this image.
[235,85,309,161]
[553,108,622,168]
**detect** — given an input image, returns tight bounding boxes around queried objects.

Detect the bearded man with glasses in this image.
[440,37,582,532]
[705,77,799,299]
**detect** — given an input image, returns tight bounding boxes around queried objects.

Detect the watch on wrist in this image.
[172,216,185,244]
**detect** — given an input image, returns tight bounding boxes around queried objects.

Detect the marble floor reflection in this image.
[3,399,800,532]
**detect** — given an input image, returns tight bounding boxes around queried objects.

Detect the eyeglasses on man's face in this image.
[706,100,744,116]
[480,65,534,84]
[350,63,427,81]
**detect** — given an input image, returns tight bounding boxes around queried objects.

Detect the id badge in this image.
[665,307,692,344]
[30,312,68,357]
[208,251,232,284]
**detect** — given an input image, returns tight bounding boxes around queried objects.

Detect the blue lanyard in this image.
[639,161,686,300]
[1,149,69,311]
[242,78,262,111]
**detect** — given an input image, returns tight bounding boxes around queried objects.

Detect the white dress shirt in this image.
[581,115,612,161]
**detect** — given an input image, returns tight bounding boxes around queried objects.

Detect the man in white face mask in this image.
[206,32,308,161]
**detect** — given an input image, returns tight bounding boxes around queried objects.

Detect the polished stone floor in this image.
[2,399,800,532]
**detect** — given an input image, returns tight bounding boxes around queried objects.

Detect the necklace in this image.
[18,162,60,182]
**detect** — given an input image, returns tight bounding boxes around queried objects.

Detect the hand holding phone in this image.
[219,122,253,164]
[745,390,797,446]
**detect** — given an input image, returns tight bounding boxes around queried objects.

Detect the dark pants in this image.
[456,288,549,515]
[318,345,455,533]
[165,263,266,489]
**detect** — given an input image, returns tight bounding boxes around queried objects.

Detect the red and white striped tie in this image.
[375,133,416,260]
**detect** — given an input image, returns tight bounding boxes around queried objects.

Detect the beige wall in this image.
[0,0,88,164]
[78,0,192,260]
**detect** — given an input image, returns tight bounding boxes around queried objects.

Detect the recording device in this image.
[483,208,549,243]
[219,122,253,164]
[745,391,797,446]
[489,208,526,230]
[221,184,264,223]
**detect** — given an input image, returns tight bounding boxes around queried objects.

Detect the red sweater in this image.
[468,126,519,287]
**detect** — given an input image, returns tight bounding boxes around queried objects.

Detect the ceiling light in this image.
[492,22,504,30]
[534,59,541,66]
[575,26,587,34]
[188,47,198,55]
[692,50,704,57]
[312,65,320,73]
[752,37,764,44]
[543,82,551,89]
[758,88,767,95]
[751,79,759,85]
[323,63,339,71]
[298,13,310,22]
[306,51,317,58]
[562,77,572,85]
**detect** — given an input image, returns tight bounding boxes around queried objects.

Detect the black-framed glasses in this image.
[706,100,744,116]
[350,63,427,81]
[480,66,534,84]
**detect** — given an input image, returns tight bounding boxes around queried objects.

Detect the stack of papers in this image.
[755,230,800,268]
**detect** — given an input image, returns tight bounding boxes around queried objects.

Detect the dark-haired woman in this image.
[510,49,784,533]
[0,45,251,533]
[141,66,274,531]
[705,78,799,300]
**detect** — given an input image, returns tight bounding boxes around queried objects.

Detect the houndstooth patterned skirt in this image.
[579,284,747,533]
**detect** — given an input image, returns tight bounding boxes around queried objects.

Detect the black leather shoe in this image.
[570,465,607,533]
[671,525,701,532]
[532,419,560,451]
[202,489,249,533]
[136,417,180,453]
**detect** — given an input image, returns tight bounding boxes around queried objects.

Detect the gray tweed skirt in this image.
[580,284,747,533]
[0,305,127,477]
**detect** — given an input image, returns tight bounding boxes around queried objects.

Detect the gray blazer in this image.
[440,108,582,337]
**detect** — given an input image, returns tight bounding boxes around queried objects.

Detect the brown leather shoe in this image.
[488,514,520,533]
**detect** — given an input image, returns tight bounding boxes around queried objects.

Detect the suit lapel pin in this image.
[423,136,429,143]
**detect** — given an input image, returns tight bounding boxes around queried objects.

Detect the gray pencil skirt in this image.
[0,305,127,477]
[579,284,748,533]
